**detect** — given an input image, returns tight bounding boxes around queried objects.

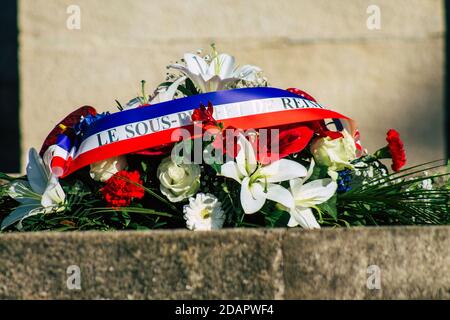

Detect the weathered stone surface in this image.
[0,229,284,299]
[0,227,449,299]
[18,0,446,170]
[283,227,450,299]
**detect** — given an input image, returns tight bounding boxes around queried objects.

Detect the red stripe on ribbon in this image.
[61,108,354,177]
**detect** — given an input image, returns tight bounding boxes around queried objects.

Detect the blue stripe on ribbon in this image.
[56,134,72,152]
[84,87,302,138]
[333,118,344,131]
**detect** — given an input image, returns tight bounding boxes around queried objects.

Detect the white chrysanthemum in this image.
[183,193,225,231]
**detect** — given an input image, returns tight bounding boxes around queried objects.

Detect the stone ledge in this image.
[0,226,449,299]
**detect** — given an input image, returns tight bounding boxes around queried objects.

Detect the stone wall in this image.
[19,0,446,170]
[1,227,449,299]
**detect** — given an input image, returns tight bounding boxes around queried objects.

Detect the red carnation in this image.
[386,129,406,171]
[101,170,145,207]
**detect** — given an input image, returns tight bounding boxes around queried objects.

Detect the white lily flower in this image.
[287,159,338,229]
[149,76,187,104]
[221,134,307,214]
[1,148,66,230]
[169,52,261,93]
[123,76,188,110]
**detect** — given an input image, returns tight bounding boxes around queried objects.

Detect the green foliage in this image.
[138,80,149,105]
[157,78,199,97]
[1,156,448,232]
[214,180,243,227]
[336,161,449,226]
[0,165,181,232]
[263,209,290,228]
[309,163,329,181]
[181,78,200,96]
[0,173,18,182]
[317,195,338,221]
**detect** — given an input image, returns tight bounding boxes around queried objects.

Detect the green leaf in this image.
[373,146,391,159]
[185,78,199,95]
[262,209,290,227]
[89,207,173,218]
[130,224,150,230]
[317,195,338,221]
[177,78,200,97]
[177,85,193,97]
[208,162,221,173]
[217,181,242,226]
[309,164,329,181]
[1,204,42,230]
[157,81,173,88]
[141,161,148,173]
[0,172,17,181]
[140,161,149,182]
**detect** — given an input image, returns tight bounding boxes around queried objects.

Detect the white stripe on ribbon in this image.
[74,96,325,159]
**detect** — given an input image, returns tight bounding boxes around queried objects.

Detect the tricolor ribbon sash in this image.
[50,87,355,178]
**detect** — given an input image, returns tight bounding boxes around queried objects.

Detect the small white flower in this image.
[90,155,128,182]
[421,179,432,190]
[183,193,225,231]
[157,157,201,202]
[287,159,338,229]
[169,51,261,93]
[2,148,66,230]
[420,172,433,190]
[221,134,307,214]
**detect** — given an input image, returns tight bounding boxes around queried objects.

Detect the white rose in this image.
[310,129,357,179]
[157,157,201,202]
[89,156,128,182]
